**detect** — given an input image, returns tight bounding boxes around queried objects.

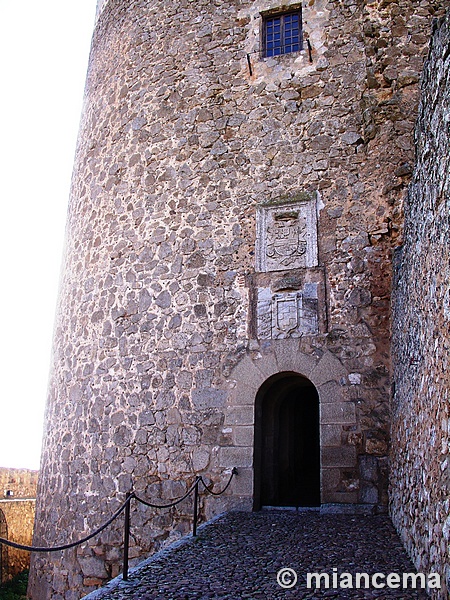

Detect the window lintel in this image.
[259,2,303,18]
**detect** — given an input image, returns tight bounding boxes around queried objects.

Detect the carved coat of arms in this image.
[255,195,318,272]
[266,212,307,267]
[275,295,299,333]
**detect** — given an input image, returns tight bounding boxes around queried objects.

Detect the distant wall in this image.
[0,500,36,580]
[391,10,450,600]
[0,469,38,580]
[0,468,38,499]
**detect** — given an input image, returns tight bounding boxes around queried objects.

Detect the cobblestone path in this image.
[86,511,431,599]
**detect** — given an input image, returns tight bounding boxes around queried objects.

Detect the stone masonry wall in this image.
[29,1,447,598]
[0,499,36,581]
[0,469,37,581]
[0,468,38,499]
[391,10,450,600]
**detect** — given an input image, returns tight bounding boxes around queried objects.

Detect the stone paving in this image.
[85,510,431,599]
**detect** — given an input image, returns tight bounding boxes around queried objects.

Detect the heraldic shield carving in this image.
[266,212,307,267]
[256,286,319,339]
[256,194,318,272]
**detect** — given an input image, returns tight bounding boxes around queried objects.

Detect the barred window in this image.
[263,10,302,57]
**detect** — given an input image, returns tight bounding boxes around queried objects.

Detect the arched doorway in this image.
[254,372,320,509]
[0,509,7,583]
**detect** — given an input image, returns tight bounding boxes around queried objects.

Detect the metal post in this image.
[123,492,132,581]
[307,39,313,63]
[193,477,199,537]
[246,53,253,76]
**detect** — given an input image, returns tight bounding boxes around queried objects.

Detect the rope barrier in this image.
[0,467,238,581]
[0,494,133,553]
[198,468,237,497]
[133,478,199,509]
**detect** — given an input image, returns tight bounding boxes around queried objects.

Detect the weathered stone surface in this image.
[28,0,449,598]
[321,402,356,426]
[0,468,38,582]
[309,352,348,387]
[191,388,227,410]
[232,426,254,447]
[78,557,109,580]
[0,468,38,499]
[391,11,450,600]
[223,406,254,427]
[322,446,357,469]
[218,446,253,469]
[256,286,319,339]
[0,499,36,581]
[255,195,318,272]
[321,424,342,447]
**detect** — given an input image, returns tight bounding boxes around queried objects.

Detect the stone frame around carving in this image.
[255,284,319,339]
[255,193,318,273]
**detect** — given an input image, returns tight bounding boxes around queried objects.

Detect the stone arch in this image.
[254,371,320,509]
[0,508,8,583]
[222,339,351,507]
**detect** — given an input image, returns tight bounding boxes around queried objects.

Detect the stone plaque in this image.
[256,195,318,272]
[274,294,300,334]
[256,284,319,339]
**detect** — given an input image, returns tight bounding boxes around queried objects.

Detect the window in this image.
[263,10,302,57]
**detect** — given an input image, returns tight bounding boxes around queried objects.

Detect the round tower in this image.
[29,0,446,597]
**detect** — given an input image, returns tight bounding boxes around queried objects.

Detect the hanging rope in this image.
[0,469,238,556]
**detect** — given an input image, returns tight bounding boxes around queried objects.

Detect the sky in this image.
[0,1,97,470]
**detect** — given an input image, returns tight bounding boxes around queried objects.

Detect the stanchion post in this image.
[193,477,199,537]
[123,492,132,581]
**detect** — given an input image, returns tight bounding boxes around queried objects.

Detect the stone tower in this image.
[29,0,447,598]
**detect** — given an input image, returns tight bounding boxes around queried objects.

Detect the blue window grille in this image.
[264,11,302,57]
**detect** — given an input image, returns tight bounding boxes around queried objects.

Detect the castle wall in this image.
[0,499,36,581]
[391,10,450,599]
[29,1,447,598]
[95,0,109,22]
[0,468,38,581]
[0,468,39,499]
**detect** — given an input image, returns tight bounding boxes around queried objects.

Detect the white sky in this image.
[0,1,97,470]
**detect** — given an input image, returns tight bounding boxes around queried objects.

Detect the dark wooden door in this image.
[257,374,320,508]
